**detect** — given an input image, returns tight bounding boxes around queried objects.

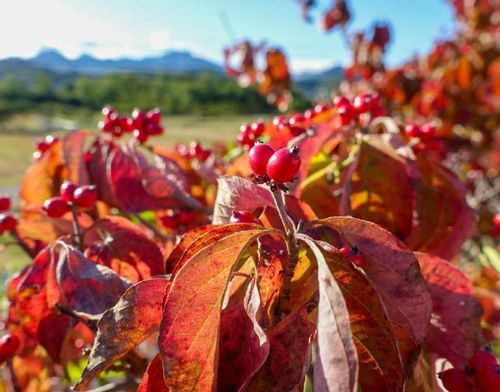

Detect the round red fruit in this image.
[340,246,364,267]
[266,147,301,183]
[230,210,259,224]
[474,364,500,392]
[248,143,275,176]
[333,95,350,108]
[467,348,497,371]
[0,213,17,231]
[146,108,161,124]
[0,334,20,359]
[35,140,50,153]
[404,124,421,138]
[493,214,500,227]
[178,209,194,225]
[146,123,164,136]
[337,103,354,126]
[60,181,77,203]
[189,141,203,157]
[73,185,97,209]
[0,195,11,211]
[43,197,70,218]
[352,94,372,113]
[251,120,265,136]
[439,368,473,392]
[133,129,149,143]
[420,123,436,141]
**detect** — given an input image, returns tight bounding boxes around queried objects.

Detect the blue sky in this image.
[2,0,455,72]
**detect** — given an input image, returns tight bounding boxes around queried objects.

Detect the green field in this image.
[0,112,268,281]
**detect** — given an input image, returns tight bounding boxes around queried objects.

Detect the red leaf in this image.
[75,277,169,390]
[317,217,432,373]
[246,307,315,391]
[416,252,483,367]
[158,228,274,391]
[108,144,203,213]
[217,278,269,391]
[138,354,170,392]
[84,216,165,281]
[298,235,358,392]
[36,313,72,363]
[51,242,131,318]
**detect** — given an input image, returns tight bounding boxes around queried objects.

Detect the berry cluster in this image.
[340,246,364,267]
[0,334,20,364]
[98,106,164,144]
[160,209,195,230]
[43,181,97,218]
[439,347,500,392]
[333,93,385,127]
[248,143,301,190]
[175,141,212,162]
[230,210,260,224]
[33,134,59,160]
[0,195,17,234]
[404,122,443,152]
[237,120,266,147]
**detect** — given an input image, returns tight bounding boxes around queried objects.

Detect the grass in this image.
[0,111,270,280]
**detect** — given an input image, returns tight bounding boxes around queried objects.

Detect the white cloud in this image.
[290,58,335,74]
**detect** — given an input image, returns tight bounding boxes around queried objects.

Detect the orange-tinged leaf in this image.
[415,252,483,367]
[318,242,405,392]
[61,130,90,185]
[84,216,165,282]
[407,157,475,259]
[75,277,169,390]
[158,228,274,391]
[298,235,358,392]
[20,140,65,207]
[316,217,432,373]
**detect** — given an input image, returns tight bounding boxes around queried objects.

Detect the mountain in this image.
[28,48,224,75]
[295,66,344,97]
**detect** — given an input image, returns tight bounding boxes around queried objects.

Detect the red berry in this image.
[178,209,194,225]
[102,105,116,120]
[60,181,77,203]
[73,185,97,209]
[289,113,306,127]
[333,95,350,107]
[337,103,355,126]
[474,364,500,392]
[230,210,259,224]
[189,141,203,158]
[0,334,20,359]
[304,109,315,120]
[314,103,330,114]
[146,108,161,124]
[43,197,70,218]
[176,144,190,158]
[0,195,11,212]
[160,215,178,229]
[340,246,364,267]
[352,94,372,113]
[146,123,164,136]
[420,123,437,141]
[468,348,497,371]
[0,213,17,231]
[45,135,58,145]
[131,109,146,131]
[405,124,421,138]
[133,129,149,143]
[35,140,50,153]
[251,120,265,136]
[266,147,301,183]
[248,143,275,176]
[439,368,473,392]
[493,214,500,227]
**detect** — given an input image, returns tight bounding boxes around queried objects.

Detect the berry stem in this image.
[69,204,84,251]
[270,188,300,319]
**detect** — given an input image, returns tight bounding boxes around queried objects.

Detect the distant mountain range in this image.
[0,48,343,96]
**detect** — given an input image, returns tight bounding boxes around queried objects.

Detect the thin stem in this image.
[270,189,294,237]
[55,303,96,332]
[69,204,84,251]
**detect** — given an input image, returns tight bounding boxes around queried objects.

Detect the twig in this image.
[8,229,34,258]
[70,204,84,251]
[55,303,96,332]
[7,359,21,392]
